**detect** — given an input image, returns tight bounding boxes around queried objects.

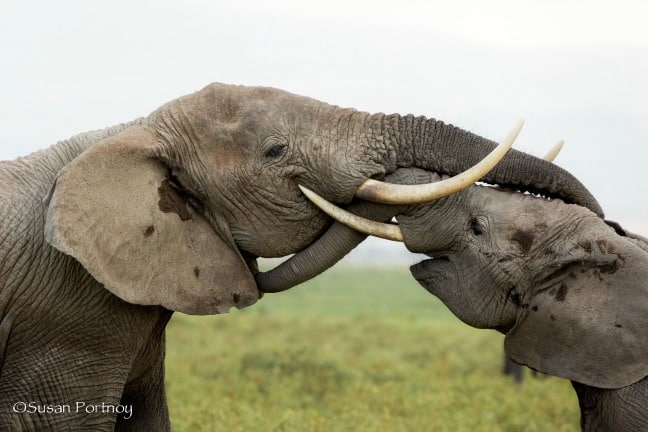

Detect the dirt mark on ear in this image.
[158,179,192,221]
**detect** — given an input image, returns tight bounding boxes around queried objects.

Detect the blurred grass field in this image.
[165,265,579,431]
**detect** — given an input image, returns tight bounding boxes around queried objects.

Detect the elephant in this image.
[403,177,648,432]
[0,81,602,430]
[257,168,647,431]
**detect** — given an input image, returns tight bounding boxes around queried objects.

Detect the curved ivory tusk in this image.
[355,119,524,204]
[298,185,404,242]
[543,140,564,162]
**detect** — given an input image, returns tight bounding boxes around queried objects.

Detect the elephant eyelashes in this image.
[264,144,288,160]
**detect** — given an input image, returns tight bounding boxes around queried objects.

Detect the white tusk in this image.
[543,140,564,162]
[355,119,524,204]
[298,185,404,242]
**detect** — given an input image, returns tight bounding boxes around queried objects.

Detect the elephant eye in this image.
[264,144,288,160]
[470,217,486,236]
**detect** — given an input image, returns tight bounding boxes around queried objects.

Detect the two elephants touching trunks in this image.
[0,81,633,430]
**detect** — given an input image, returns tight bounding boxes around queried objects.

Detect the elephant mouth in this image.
[410,256,450,286]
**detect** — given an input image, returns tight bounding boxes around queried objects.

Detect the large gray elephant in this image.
[258,169,647,431]
[0,82,601,430]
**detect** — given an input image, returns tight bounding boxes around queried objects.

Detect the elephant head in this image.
[44,82,601,315]
[401,174,648,390]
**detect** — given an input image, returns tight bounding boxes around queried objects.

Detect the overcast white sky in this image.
[1,0,647,246]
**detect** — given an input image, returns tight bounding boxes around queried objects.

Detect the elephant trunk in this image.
[255,226,366,292]
[256,200,400,292]
[370,114,603,217]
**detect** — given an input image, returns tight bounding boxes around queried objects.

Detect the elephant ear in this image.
[504,238,648,389]
[44,125,259,315]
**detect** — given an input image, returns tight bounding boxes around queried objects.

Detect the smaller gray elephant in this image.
[400,176,648,431]
[258,168,648,431]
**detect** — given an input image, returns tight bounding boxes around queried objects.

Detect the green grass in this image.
[165,266,580,431]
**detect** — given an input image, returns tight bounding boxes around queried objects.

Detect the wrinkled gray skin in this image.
[1,82,602,430]
[259,168,647,431]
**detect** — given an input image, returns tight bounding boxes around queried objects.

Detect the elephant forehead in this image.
[195,83,322,124]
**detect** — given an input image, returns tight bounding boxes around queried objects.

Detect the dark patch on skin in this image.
[232,293,240,303]
[511,230,534,254]
[568,272,577,279]
[194,267,200,278]
[600,260,619,274]
[144,225,155,237]
[531,305,538,312]
[158,179,192,221]
[498,256,513,263]
[555,283,568,301]
[550,314,556,322]
[615,323,623,328]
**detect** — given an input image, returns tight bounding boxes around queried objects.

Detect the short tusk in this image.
[355,119,524,204]
[298,185,404,242]
[543,140,564,162]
